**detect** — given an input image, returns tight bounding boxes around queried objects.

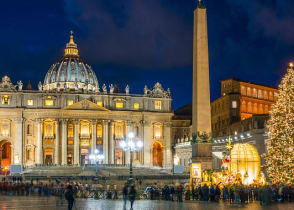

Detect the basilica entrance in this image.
[80,149,89,165]
[153,141,163,167]
[0,141,11,170]
[44,149,53,165]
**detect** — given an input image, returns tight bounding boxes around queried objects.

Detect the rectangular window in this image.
[116,102,124,109]
[133,103,140,110]
[232,101,237,108]
[67,100,74,106]
[154,101,162,110]
[97,101,103,107]
[27,99,33,106]
[2,95,10,105]
[45,100,54,106]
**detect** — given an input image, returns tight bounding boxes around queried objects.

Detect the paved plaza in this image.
[0,196,293,210]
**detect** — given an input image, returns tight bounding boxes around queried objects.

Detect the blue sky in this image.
[0,0,293,109]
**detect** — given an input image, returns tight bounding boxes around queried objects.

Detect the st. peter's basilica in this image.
[0,33,173,169]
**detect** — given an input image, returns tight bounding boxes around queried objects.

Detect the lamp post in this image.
[89,149,104,177]
[120,132,143,178]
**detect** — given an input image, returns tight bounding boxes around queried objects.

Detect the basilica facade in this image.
[0,33,173,169]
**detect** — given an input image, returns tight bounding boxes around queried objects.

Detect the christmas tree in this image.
[264,63,294,185]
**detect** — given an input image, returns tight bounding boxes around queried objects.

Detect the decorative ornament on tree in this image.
[263,62,294,185]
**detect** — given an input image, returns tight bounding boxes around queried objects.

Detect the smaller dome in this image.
[43,32,99,92]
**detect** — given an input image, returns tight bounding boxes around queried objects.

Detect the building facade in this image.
[172,79,278,173]
[0,34,173,169]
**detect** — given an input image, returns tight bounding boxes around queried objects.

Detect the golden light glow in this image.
[68,124,74,137]
[116,102,124,109]
[133,103,140,110]
[45,100,54,106]
[97,101,103,107]
[1,95,10,105]
[154,100,162,110]
[80,121,90,137]
[64,31,79,57]
[154,123,162,139]
[289,62,294,68]
[97,124,103,137]
[114,122,125,139]
[0,123,9,137]
[67,100,74,106]
[44,122,54,137]
[27,99,33,106]
[230,143,260,185]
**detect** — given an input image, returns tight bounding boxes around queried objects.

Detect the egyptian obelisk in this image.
[191,0,212,172]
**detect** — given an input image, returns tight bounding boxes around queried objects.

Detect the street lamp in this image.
[120,132,143,178]
[89,149,104,176]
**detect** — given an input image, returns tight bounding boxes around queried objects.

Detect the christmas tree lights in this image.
[264,62,294,185]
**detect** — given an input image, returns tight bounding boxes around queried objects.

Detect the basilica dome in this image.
[43,32,99,92]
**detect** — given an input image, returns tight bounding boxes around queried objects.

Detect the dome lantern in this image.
[43,32,99,93]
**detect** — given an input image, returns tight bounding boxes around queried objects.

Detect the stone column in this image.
[36,119,43,164]
[74,120,80,165]
[143,120,151,167]
[91,120,97,154]
[164,122,172,169]
[109,121,114,164]
[125,121,133,164]
[14,118,23,165]
[103,120,109,164]
[61,119,68,165]
[54,119,60,165]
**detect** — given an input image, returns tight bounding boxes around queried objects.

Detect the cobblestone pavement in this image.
[0,196,293,210]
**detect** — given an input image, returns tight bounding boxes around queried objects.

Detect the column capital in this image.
[61,118,69,123]
[126,120,134,126]
[35,118,43,123]
[140,120,150,126]
[164,122,172,127]
[91,119,98,125]
[102,120,110,124]
[14,118,24,123]
[73,119,79,125]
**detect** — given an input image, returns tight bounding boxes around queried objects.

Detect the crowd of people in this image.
[148,183,294,206]
[0,176,294,209]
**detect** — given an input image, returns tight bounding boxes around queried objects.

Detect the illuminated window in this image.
[133,103,140,110]
[1,123,9,137]
[116,102,124,109]
[114,122,124,139]
[45,100,54,106]
[154,101,162,110]
[27,100,33,106]
[80,121,90,137]
[45,123,54,137]
[232,101,237,108]
[154,123,162,139]
[67,100,74,106]
[97,124,103,138]
[2,95,10,105]
[97,101,103,107]
[68,124,74,137]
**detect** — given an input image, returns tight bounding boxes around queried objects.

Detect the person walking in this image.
[65,185,75,210]
[122,183,128,210]
[129,185,136,210]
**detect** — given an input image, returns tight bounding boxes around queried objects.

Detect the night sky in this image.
[0,0,294,109]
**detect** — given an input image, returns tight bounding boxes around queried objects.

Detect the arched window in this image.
[247,87,251,97]
[241,101,246,112]
[253,88,257,98]
[253,103,258,114]
[247,102,252,113]
[241,86,246,96]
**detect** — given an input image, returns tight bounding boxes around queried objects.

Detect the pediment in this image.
[64,99,109,111]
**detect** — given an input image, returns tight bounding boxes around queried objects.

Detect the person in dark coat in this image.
[65,185,75,210]
[129,185,136,210]
[122,183,128,210]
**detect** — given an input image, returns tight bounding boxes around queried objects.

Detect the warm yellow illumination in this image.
[27,99,33,106]
[64,31,79,57]
[133,103,140,110]
[116,102,124,109]
[97,124,103,137]
[154,123,162,139]
[230,143,260,185]
[289,62,294,68]
[81,122,90,137]
[2,95,10,105]
[154,100,162,110]
[45,100,54,106]
[97,101,103,107]
[0,123,9,137]
[67,100,74,106]
[68,124,74,137]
